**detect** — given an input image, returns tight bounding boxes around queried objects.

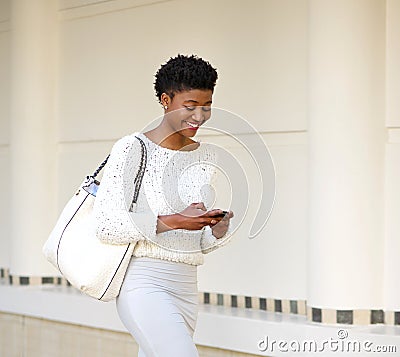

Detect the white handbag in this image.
[42,136,147,302]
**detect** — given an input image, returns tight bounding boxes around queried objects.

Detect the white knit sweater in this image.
[93,131,233,266]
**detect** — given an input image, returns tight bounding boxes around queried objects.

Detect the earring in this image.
[164,105,168,110]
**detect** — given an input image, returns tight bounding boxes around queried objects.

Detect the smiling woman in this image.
[92,54,235,357]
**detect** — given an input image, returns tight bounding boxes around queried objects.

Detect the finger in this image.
[208,209,224,216]
[221,212,232,221]
[213,217,228,226]
[209,215,225,225]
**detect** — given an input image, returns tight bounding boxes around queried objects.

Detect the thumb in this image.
[192,202,206,211]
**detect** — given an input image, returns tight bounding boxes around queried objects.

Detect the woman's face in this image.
[161,89,213,137]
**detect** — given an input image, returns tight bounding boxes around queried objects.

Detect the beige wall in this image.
[0,0,398,310]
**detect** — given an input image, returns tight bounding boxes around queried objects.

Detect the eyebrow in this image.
[183,100,212,104]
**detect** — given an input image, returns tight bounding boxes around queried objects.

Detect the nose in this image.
[191,107,205,122]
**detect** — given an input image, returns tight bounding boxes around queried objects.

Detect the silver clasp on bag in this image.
[82,175,100,197]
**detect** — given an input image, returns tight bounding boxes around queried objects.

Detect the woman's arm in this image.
[93,135,161,245]
[156,214,179,234]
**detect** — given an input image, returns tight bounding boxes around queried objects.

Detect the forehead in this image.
[174,89,213,103]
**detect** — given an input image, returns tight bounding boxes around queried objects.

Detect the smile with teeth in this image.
[184,121,200,128]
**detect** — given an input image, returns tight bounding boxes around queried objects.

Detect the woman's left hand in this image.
[209,210,234,239]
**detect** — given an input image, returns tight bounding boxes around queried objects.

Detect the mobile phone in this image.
[213,210,229,218]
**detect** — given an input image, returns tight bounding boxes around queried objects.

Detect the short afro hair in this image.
[154,54,218,104]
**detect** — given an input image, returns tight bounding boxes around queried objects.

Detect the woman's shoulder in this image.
[109,132,144,159]
[113,132,142,147]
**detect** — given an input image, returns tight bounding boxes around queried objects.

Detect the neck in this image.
[147,122,193,150]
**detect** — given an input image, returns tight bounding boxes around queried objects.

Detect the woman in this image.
[93,54,234,357]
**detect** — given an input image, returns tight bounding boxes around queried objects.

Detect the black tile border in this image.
[217,293,224,306]
[259,298,267,310]
[1,268,399,326]
[337,310,353,324]
[0,269,66,287]
[274,299,282,313]
[394,312,400,325]
[245,296,252,308]
[371,310,384,324]
[200,292,307,315]
[231,295,237,307]
[19,276,29,285]
[290,300,298,314]
[312,308,322,322]
[203,292,210,304]
[42,277,55,284]
[306,307,397,325]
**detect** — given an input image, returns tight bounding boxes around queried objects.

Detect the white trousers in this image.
[116,256,199,357]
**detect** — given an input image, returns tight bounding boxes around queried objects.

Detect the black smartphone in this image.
[213,210,229,218]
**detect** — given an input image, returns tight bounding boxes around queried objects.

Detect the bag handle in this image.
[92,154,110,179]
[131,136,147,209]
[91,136,147,209]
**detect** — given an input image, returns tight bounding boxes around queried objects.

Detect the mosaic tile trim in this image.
[1,268,399,326]
[197,291,307,315]
[199,293,400,326]
[306,306,390,325]
[0,268,70,287]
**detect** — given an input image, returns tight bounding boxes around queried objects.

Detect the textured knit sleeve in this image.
[200,155,234,254]
[93,135,159,245]
[200,223,234,254]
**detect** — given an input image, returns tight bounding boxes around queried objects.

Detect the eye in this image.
[184,105,212,112]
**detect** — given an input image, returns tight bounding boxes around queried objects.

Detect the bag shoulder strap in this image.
[131,136,147,207]
[92,154,110,179]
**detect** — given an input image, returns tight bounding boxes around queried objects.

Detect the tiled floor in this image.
[0,312,263,357]
[0,312,138,357]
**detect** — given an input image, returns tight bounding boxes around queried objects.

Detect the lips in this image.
[184,121,200,130]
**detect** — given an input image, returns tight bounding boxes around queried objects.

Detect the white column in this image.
[384,0,400,313]
[0,0,11,270]
[308,0,385,310]
[9,0,58,276]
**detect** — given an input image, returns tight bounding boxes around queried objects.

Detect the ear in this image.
[160,92,171,107]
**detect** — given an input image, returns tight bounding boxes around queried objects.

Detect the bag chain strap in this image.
[92,154,110,179]
[130,137,147,209]
[91,136,148,211]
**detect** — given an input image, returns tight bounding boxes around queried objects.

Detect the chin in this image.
[177,127,197,137]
